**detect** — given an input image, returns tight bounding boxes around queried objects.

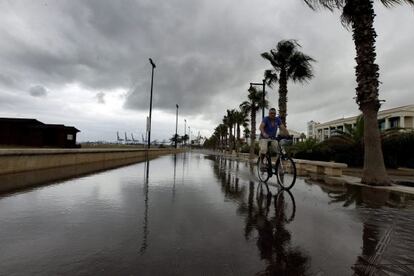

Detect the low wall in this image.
[0,148,183,175]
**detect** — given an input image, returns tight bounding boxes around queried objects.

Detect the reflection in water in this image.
[2,152,414,275]
[140,159,150,254]
[308,180,414,275]
[211,155,310,275]
[212,156,246,202]
[253,188,308,276]
[172,154,177,202]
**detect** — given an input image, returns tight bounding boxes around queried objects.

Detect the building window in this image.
[378,119,385,130]
[67,134,74,140]
[389,117,399,128]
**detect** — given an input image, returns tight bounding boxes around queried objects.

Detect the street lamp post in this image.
[188,126,191,146]
[175,104,179,149]
[148,58,156,149]
[184,119,187,146]
[250,79,266,119]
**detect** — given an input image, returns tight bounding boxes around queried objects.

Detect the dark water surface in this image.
[1,152,414,275]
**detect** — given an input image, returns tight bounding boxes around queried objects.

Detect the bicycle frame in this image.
[257,137,296,189]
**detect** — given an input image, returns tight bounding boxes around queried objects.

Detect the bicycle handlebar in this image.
[267,135,293,141]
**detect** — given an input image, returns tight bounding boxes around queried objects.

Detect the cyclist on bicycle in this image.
[259,108,289,163]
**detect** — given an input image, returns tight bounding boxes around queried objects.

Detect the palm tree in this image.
[261,39,315,126]
[240,87,269,159]
[215,124,228,150]
[243,122,250,141]
[223,109,237,151]
[233,110,249,152]
[181,134,189,145]
[304,0,414,185]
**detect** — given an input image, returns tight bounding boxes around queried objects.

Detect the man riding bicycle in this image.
[259,108,289,161]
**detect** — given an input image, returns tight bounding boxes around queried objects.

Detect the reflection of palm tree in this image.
[212,157,246,202]
[209,157,310,274]
[327,185,362,208]
[319,183,395,275]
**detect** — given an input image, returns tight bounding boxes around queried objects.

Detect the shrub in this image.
[382,131,414,168]
[291,131,414,168]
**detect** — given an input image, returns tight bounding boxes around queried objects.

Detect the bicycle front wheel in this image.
[257,155,271,183]
[275,156,296,189]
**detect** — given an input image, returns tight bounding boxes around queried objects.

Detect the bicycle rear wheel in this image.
[275,156,296,189]
[257,155,272,183]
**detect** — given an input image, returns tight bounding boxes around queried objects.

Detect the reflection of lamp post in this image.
[250,79,266,119]
[175,104,179,149]
[148,58,156,149]
[140,159,150,254]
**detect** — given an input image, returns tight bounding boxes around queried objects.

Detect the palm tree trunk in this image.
[236,123,241,153]
[278,68,288,126]
[249,108,256,159]
[229,126,233,152]
[234,124,236,151]
[352,0,390,185]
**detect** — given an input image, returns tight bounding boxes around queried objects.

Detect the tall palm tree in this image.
[240,87,269,159]
[303,0,414,186]
[233,110,249,152]
[261,39,315,126]
[228,109,237,150]
[243,122,250,141]
[222,115,230,150]
[216,123,228,150]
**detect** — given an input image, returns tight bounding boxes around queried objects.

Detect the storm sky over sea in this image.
[0,0,413,141]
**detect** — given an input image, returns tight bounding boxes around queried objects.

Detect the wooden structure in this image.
[0,118,80,148]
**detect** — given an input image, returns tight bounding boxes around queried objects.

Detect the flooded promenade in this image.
[1,152,413,275]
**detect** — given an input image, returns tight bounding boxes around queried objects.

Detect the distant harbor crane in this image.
[124,132,131,142]
[117,131,124,143]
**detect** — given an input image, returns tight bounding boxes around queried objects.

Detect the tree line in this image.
[206,0,414,186]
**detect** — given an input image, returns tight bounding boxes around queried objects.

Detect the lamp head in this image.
[149,58,156,68]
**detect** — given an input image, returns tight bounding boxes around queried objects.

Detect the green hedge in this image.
[290,132,414,168]
[382,132,414,168]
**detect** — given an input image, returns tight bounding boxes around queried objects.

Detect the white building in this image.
[308,104,414,141]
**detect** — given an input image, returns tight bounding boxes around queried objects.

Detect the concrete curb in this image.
[207,150,414,195]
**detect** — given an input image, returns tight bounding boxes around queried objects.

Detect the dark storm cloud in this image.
[0,0,413,139]
[29,85,48,97]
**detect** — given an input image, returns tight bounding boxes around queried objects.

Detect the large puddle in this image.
[1,152,413,275]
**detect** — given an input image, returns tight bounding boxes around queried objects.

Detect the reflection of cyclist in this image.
[259,108,288,159]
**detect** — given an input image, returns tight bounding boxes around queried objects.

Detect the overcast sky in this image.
[1,0,413,142]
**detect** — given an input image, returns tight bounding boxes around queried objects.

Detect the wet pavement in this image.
[1,152,414,275]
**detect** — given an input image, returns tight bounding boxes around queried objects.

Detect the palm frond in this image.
[288,52,316,83]
[303,0,345,11]
[264,69,278,88]
[380,0,414,8]
[261,52,279,68]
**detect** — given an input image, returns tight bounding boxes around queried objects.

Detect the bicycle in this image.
[257,136,297,189]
